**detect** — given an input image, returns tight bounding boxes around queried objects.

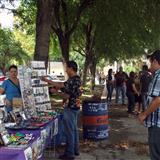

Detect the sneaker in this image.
[58,154,75,160]
[75,152,80,156]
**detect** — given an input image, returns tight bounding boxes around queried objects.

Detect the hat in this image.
[147,50,160,63]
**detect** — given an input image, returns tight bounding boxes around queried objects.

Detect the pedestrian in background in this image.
[126,71,139,115]
[106,68,114,106]
[115,66,128,105]
[140,65,152,112]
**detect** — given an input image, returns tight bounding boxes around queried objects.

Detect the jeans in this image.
[115,85,126,104]
[141,92,147,111]
[107,83,114,102]
[126,92,135,113]
[63,107,79,156]
[148,126,160,160]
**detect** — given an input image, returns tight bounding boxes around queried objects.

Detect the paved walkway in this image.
[45,104,150,160]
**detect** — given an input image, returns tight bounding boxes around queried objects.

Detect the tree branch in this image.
[73,47,86,57]
[60,0,69,32]
[68,0,94,35]
[89,25,96,54]
[53,0,62,31]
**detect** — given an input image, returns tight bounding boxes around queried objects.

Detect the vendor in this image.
[0,65,21,112]
[41,60,82,160]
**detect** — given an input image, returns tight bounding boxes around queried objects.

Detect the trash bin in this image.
[82,101,108,140]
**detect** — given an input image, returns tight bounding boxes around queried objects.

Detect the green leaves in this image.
[0,28,30,72]
[14,0,36,35]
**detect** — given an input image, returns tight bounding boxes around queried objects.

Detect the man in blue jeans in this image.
[140,65,152,112]
[138,50,160,160]
[115,66,128,105]
[42,61,82,160]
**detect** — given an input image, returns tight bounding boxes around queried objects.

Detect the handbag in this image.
[12,98,23,108]
[8,79,23,108]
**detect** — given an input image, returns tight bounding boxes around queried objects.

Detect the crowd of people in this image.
[106,50,160,160]
[106,64,152,115]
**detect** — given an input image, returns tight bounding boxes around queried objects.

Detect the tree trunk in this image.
[56,33,70,80]
[34,0,53,68]
[58,33,70,63]
[52,0,94,64]
[82,57,90,86]
[90,57,97,90]
[82,22,95,86]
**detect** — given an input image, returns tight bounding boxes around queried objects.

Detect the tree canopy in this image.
[2,0,160,82]
[0,28,30,74]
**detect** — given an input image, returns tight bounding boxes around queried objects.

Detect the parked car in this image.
[0,72,7,86]
[47,74,65,82]
[46,75,61,82]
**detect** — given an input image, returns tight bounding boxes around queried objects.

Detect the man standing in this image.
[115,66,128,105]
[140,65,152,112]
[42,60,82,160]
[138,50,160,160]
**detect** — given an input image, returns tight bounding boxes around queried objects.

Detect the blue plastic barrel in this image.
[82,101,108,140]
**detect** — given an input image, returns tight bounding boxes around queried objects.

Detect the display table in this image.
[0,138,38,160]
[0,117,58,160]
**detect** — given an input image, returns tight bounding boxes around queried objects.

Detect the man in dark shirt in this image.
[126,72,139,114]
[115,66,128,105]
[42,61,82,160]
[140,65,152,111]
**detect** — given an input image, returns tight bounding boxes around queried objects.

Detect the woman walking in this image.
[106,69,114,105]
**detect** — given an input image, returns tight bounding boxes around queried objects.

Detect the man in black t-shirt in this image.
[140,65,152,111]
[42,61,82,160]
[115,66,128,105]
[126,72,139,114]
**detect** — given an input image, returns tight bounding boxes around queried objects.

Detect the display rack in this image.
[30,61,51,111]
[18,65,36,117]
[18,61,51,114]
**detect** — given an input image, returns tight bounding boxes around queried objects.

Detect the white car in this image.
[0,76,7,86]
[46,75,64,82]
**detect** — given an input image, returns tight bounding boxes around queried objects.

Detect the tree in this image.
[93,0,160,60]
[14,30,35,57]
[14,0,36,35]
[12,0,160,73]
[0,28,30,74]
[14,0,95,66]
[34,0,54,67]
[14,0,62,61]
[72,20,101,88]
[71,2,107,87]
[51,0,94,63]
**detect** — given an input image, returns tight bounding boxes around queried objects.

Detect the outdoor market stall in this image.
[0,116,58,160]
[0,61,59,160]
